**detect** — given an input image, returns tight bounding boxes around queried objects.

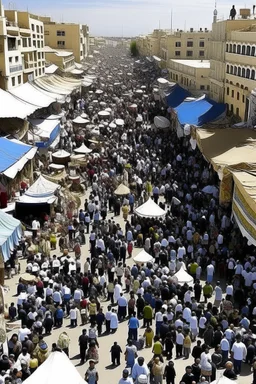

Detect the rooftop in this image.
[170,59,210,68]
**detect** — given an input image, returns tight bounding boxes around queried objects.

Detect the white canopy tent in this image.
[0,89,36,119]
[29,115,61,139]
[133,249,154,264]
[211,376,237,384]
[114,184,130,195]
[9,83,57,108]
[18,175,60,204]
[0,210,22,261]
[23,352,86,384]
[52,149,70,158]
[72,116,90,124]
[173,266,194,286]
[74,144,92,154]
[135,198,167,218]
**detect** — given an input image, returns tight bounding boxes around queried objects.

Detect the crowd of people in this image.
[1,45,256,384]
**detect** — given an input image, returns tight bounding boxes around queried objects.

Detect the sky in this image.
[2,0,250,37]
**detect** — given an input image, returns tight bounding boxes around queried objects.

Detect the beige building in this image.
[209,8,256,108]
[0,6,45,90]
[44,47,75,72]
[40,17,89,63]
[137,29,168,58]
[169,59,210,95]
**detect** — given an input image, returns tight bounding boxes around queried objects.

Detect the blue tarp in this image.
[35,123,60,148]
[0,138,36,177]
[0,210,21,261]
[174,96,226,126]
[166,84,191,108]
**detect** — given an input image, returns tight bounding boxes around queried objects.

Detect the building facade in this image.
[0,8,45,90]
[169,59,210,95]
[41,17,89,63]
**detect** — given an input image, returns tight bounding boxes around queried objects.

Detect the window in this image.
[186,50,193,57]
[199,41,204,47]
[227,87,229,96]
[246,68,250,78]
[40,26,43,34]
[35,69,38,76]
[175,51,181,56]
[226,64,230,74]
[187,41,193,47]
[230,104,234,113]
[175,42,181,47]
[28,38,31,47]
[200,85,205,90]
[251,69,255,80]
[57,30,65,36]
[238,67,241,76]
[231,90,234,98]
[31,24,35,31]
[199,51,204,57]
[38,52,41,59]
[18,75,21,84]
[57,41,65,47]
[242,68,246,77]
[45,30,49,35]
[226,44,229,52]
[242,95,245,103]
[234,66,237,75]
[39,68,41,76]
[237,92,240,100]
[242,45,246,55]
[9,57,12,63]
[236,107,239,116]
[252,46,256,56]
[233,44,236,53]
[229,44,232,52]
[246,45,251,55]
[176,74,178,81]
[237,45,241,54]
[36,25,39,33]
[15,56,18,62]
[230,65,234,75]
[207,85,210,91]
[11,77,15,87]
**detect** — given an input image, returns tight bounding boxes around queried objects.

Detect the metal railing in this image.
[6,21,18,27]
[9,64,23,73]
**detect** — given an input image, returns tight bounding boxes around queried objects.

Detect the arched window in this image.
[233,44,236,53]
[246,45,251,55]
[238,67,241,76]
[226,64,230,73]
[229,43,232,53]
[226,44,229,52]
[234,66,237,75]
[237,44,241,54]
[230,65,234,74]
[242,45,246,55]
[252,46,256,56]
[242,67,246,77]
[246,68,250,78]
[251,69,255,80]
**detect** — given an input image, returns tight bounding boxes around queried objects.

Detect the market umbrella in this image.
[109,122,117,129]
[136,115,143,123]
[202,185,218,195]
[133,249,154,265]
[73,116,89,124]
[80,112,89,119]
[154,116,170,129]
[115,118,125,126]
[105,108,112,112]
[74,143,92,154]
[98,110,110,117]
[95,89,103,94]
[173,266,194,286]
[114,183,130,195]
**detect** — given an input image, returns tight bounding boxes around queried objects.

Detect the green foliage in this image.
[130,41,138,56]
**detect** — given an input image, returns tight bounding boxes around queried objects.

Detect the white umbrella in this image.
[95,89,103,94]
[114,183,130,195]
[135,198,166,218]
[73,116,89,124]
[99,101,107,107]
[74,144,92,154]
[141,85,147,89]
[98,110,110,117]
[109,122,117,129]
[129,104,137,109]
[92,100,99,104]
[52,149,70,158]
[202,185,218,195]
[80,112,89,119]
[115,118,125,126]
[133,250,154,264]
[136,115,143,123]
[49,163,65,170]
[135,89,143,94]
[105,108,112,112]
[154,116,170,129]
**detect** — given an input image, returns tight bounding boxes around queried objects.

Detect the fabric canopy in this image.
[0,210,22,261]
[0,138,37,179]
[174,96,226,126]
[0,89,36,119]
[154,116,170,129]
[52,149,70,158]
[9,83,57,108]
[114,184,130,195]
[74,144,92,154]
[173,266,194,286]
[211,376,237,384]
[232,171,256,246]
[18,175,60,204]
[166,84,191,108]
[133,249,154,264]
[23,352,86,384]
[29,115,61,139]
[135,198,167,217]
[73,116,89,124]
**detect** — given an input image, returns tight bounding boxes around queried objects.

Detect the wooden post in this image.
[0,253,4,287]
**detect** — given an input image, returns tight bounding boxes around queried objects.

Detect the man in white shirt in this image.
[176,329,184,358]
[190,312,198,340]
[18,326,31,342]
[70,306,78,327]
[199,315,207,337]
[52,288,62,305]
[231,335,247,374]
[206,263,214,283]
[132,357,150,384]
[74,287,83,305]
[220,335,230,361]
[117,293,128,321]
[214,281,223,307]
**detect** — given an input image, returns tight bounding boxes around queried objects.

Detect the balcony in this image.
[23,65,34,73]
[9,64,23,73]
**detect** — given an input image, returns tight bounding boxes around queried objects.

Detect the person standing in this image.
[214,281,223,307]
[128,312,140,341]
[143,302,153,328]
[105,305,112,334]
[231,334,247,375]
[152,357,164,384]
[78,329,88,364]
[110,308,118,333]
[164,361,176,384]
[110,341,122,366]
[85,360,99,384]
[118,369,133,384]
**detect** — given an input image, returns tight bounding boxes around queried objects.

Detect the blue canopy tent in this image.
[166,84,191,108]
[0,210,22,261]
[0,138,37,179]
[174,96,226,126]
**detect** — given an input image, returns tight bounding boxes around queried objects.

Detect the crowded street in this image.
[1,44,256,384]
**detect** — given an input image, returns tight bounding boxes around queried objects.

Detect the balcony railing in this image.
[6,21,18,28]
[10,64,23,73]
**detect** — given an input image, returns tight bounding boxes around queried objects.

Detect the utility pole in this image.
[171,9,173,33]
